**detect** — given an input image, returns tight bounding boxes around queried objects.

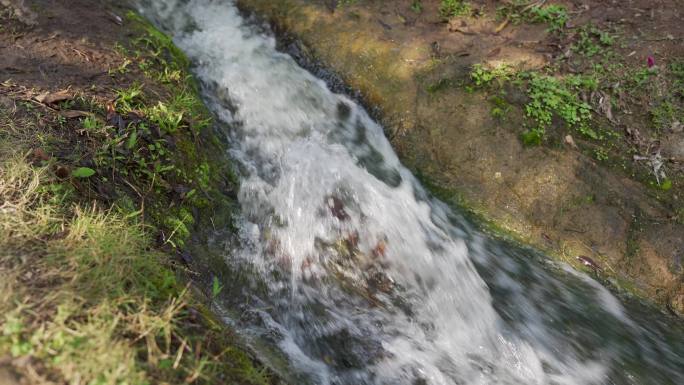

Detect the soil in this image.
[236,0,684,315]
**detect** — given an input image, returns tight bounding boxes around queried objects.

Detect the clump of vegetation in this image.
[497,2,568,33]
[440,0,471,19]
[527,4,568,32]
[572,25,615,57]
[0,10,269,385]
[410,0,423,13]
[470,63,514,87]
[0,154,269,385]
[521,73,596,145]
[469,65,597,145]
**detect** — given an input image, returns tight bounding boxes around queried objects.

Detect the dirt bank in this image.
[235,0,683,315]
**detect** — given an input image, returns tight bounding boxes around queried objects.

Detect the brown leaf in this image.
[61,110,91,119]
[35,90,71,105]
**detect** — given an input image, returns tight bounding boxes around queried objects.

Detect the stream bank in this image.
[0,1,275,383]
[235,0,684,315]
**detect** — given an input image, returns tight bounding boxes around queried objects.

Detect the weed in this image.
[573,25,615,57]
[527,4,568,33]
[411,0,423,13]
[82,116,102,131]
[523,73,595,141]
[470,63,513,87]
[497,2,567,33]
[440,0,470,19]
[650,100,682,132]
[115,83,144,112]
[594,147,609,161]
[670,61,684,96]
[108,58,132,76]
[489,95,511,121]
[426,78,454,94]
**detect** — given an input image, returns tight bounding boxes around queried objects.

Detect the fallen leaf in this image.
[35,90,71,105]
[564,135,578,149]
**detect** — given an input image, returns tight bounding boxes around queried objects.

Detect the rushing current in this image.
[140,1,683,384]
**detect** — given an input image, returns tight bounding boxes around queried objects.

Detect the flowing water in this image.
[140,1,683,384]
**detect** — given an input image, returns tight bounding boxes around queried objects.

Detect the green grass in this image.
[0,154,269,385]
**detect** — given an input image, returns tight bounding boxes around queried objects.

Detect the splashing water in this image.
[139,1,684,384]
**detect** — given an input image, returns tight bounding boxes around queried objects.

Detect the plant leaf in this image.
[72,167,96,178]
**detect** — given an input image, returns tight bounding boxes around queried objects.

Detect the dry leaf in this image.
[564,135,578,149]
[35,90,71,105]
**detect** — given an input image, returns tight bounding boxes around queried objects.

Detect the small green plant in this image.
[148,101,184,134]
[115,84,143,112]
[108,58,132,76]
[470,63,513,87]
[411,0,423,13]
[670,61,684,96]
[573,25,615,57]
[82,116,102,131]
[211,276,223,298]
[528,4,568,32]
[440,0,470,18]
[650,100,682,132]
[489,95,511,121]
[497,2,567,32]
[594,148,609,161]
[523,73,595,142]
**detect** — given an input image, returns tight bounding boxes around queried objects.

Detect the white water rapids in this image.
[140,1,683,384]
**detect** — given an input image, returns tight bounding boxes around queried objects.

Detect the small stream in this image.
[140,1,683,384]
